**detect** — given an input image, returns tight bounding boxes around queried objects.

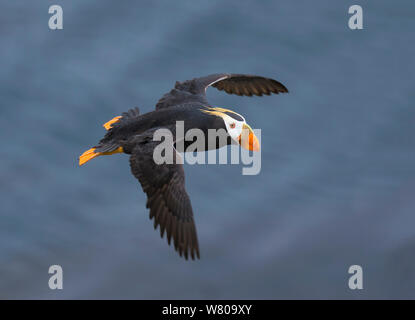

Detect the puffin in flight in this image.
[79,74,288,260]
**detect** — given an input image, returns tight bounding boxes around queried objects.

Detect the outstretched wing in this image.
[128,134,200,260]
[155,73,288,110]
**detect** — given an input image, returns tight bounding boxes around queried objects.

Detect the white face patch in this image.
[221,113,246,142]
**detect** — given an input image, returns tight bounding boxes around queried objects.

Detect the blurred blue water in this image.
[0,0,414,299]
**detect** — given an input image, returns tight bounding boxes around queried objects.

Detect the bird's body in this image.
[79,74,288,260]
[98,105,229,154]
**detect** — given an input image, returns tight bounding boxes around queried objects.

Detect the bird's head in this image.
[202,107,260,151]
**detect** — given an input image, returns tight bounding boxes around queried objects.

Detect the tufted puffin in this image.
[79,74,288,260]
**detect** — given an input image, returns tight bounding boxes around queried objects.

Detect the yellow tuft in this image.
[200,107,241,119]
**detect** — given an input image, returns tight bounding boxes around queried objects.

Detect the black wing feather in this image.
[155,73,288,110]
[128,134,200,260]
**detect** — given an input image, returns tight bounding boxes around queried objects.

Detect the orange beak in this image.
[238,123,260,151]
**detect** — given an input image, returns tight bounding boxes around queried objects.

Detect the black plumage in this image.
[79,74,288,260]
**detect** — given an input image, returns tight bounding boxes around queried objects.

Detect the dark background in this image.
[1,0,414,299]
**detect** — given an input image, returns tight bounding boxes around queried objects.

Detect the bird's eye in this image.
[230,123,236,129]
